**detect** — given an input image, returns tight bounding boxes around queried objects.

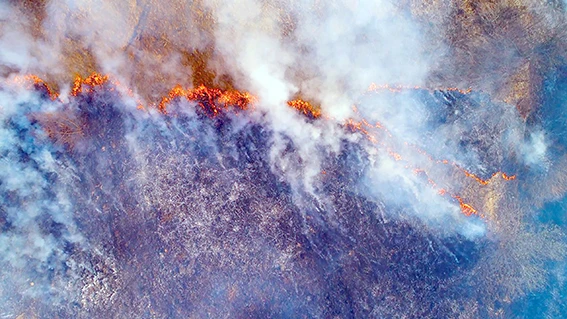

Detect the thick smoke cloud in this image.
[0,0,566,317]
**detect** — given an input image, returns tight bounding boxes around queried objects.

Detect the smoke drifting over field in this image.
[0,0,567,318]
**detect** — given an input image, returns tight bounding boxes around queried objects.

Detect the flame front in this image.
[287,99,321,119]
[10,75,59,100]
[7,73,515,218]
[157,84,255,115]
[71,73,109,96]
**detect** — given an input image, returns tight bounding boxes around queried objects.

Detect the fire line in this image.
[8,72,514,217]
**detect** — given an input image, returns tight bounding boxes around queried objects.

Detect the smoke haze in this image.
[0,0,566,318]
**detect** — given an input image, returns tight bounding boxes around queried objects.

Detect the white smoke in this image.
[1,1,566,316]
[0,80,83,314]
[0,0,492,235]
[200,0,487,233]
[521,130,548,168]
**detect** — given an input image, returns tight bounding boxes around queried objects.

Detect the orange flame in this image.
[462,170,517,186]
[343,108,516,218]
[410,162,480,216]
[388,150,403,161]
[454,195,478,216]
[10,75,59,100]
[71,73,109,96]
[10,73,513,218]
[71,77,82,96]
[158,84,187,112]
[345,119,378,143]
[218,90,255,110]
[156,84,255,114]
[407,143,518,187]
[287,99,321,119]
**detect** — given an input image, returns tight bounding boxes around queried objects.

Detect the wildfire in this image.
[345,119,378,143]
[411,163,480,216]
[287,99,321,119]
[8,72,255,116]
[8,72,514,218]
[388,150,403,161]
[71,73,109,96]
[406,142,517,187]
[218,90,255,110]
[158,85,188,112]
[454,195,478,216]
[10,75,59,100]
[343,107,517,218]
[157,84,255,114]
[462,170,517,186]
